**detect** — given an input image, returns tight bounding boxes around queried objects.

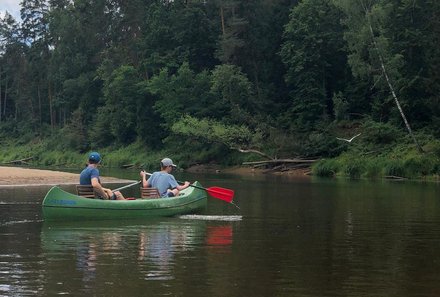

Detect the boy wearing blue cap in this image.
[80,152,125,200]
[140,158,190,197]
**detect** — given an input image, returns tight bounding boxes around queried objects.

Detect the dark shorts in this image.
[98,193,117,200]
[166,192,175,197]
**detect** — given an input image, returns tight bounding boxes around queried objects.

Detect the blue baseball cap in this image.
[88,152,101,163]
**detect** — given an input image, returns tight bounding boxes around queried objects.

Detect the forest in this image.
[1,0,440,178]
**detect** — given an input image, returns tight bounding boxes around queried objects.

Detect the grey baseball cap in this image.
[161,158,177,167]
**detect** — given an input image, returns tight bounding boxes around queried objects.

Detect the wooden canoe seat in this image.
[76,185,96,198]
[140,187,160,199]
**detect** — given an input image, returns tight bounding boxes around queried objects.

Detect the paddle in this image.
[185,184,234,203]
[112,181,141,192]
[142,171,235,203]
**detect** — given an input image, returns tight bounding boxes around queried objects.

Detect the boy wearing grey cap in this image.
[140,158,190,197]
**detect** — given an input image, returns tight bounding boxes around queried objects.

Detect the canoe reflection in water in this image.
[206,225,233,247]
[137,223,197,280]
[76,240,97,283]
[41,218,235,285]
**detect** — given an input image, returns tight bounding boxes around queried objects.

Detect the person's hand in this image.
[184,181,190,188]
[140,170,146,178]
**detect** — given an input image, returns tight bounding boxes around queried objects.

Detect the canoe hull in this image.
[42,182,208,221]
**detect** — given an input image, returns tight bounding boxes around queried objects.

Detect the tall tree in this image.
[0,12,25,123]
[20,0,49,43]
[218,0,294,113]
[100,65,143,144]
[48,0,109,125]
[20,0,52,128]
[280,0,349,130]
[138,0,218,78]
[334,0,423,152]
[215,0,246,64]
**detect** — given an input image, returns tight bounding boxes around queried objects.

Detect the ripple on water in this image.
[178,215,242,221]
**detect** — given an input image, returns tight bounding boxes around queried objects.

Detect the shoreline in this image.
[185,164,311,177]
[0,166,134,187]
[0,164,310,187]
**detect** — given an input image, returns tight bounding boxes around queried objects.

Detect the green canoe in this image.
[42,181,208,221]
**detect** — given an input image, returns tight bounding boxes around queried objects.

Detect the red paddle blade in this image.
[206,186,235,203]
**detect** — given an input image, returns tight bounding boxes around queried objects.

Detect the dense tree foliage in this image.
[1,0,439,166]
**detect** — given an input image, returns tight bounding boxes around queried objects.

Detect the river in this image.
[1,169,440,297]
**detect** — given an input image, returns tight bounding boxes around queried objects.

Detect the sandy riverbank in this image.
[0,166,134,187]
[0,164,310,187]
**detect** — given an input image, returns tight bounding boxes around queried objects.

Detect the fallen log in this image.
[243,159,317,166]
[2,157,34,165]
[121,164,136,169]
[237,149,273,160]
[384,175,407,180]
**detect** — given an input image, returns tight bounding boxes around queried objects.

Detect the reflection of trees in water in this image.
[41,220,235,286]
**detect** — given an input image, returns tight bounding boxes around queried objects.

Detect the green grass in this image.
[0,137,225,171]
[312,141,440,180]
[2,119,440,182]
[312,159,340,177]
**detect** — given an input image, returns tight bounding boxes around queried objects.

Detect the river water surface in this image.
[1,170,440,297]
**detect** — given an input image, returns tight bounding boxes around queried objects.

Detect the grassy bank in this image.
[0,135,238,172]
[0,139,167,171]
[2,119,440,181]
[312,139,440,180]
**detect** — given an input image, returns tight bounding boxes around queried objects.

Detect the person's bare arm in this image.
[140,171,150,188]
[176,181,190,191]
[91,177,109,198]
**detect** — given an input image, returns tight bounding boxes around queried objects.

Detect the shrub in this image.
[362,120,403,145]
[363,158,383,178]
[383,159,405,177]
[312,159,340,177]
[403,155,435,177]
[343,158,365,179]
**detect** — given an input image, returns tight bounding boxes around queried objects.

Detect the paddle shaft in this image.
[112,181,141,192]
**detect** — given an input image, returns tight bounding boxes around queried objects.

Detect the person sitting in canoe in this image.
[80,152,125,200]
[140,158,190,197]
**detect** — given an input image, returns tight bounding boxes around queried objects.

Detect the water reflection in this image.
[76,240,97,283]
[137,222,200,280]
[40,218,234,293]
[5,174,440,296]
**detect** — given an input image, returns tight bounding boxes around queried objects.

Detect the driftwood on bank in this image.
[384,175,407,180]
[243,159,317,165]
[242,158,318,174]
[237,149,273,160]
[2,157,34,165]
[235,147,318,173]
[121,163,136,169]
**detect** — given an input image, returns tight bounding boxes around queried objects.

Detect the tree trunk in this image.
[0,67,2,122]
[220,6,225,36]
[48,82,54,129]
[252,57,261,101]
[38,84,42,125]
[365,9,424,153]
[4,78,8,118]
[14,79,18,120]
